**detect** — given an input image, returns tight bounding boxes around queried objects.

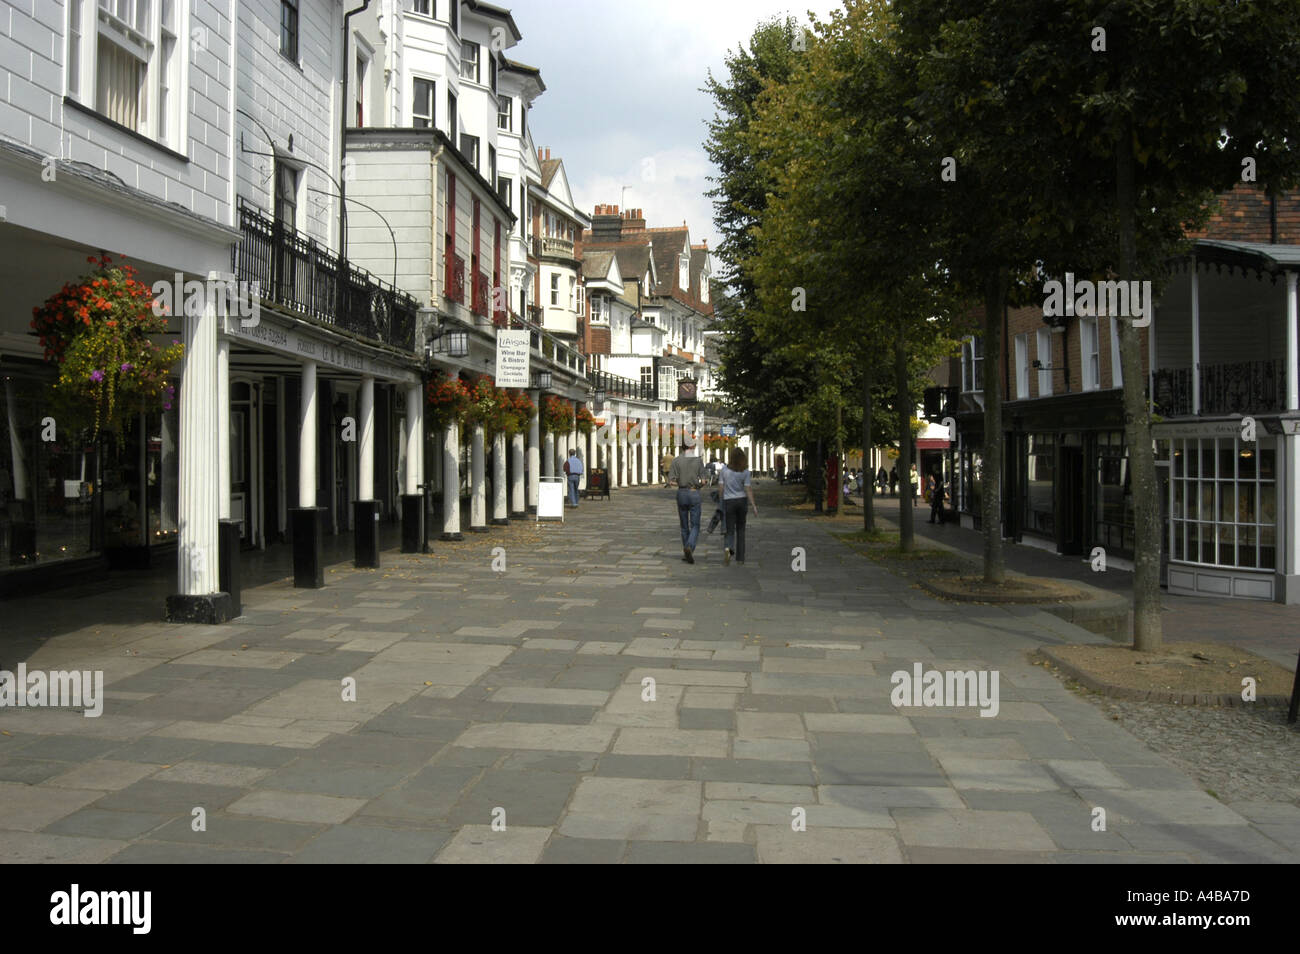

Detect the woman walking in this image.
[719,447,758,565]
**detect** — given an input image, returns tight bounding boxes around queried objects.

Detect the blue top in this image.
[567,455,584,475]
[719,466,751,500]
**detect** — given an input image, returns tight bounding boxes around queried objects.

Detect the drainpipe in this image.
[339,0,372,264]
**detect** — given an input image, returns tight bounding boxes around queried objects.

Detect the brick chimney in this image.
[621,207,646,234]
[591,204,624,242]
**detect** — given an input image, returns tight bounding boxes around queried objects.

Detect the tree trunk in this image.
[862,363,874,533]
[895,326,913,552]
[981,268,1006,584]
[1116,124,1163,652]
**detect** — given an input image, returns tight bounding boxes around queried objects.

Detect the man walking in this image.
[565,448,583,508]
[668,445,705,563]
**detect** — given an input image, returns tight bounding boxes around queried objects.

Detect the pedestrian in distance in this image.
[667,446,705,563]
[564,449,584,508]
[909,463,919,506]
[720,447,758,565]
[889,465,899,496]
[661,451,675,489]
[876,466,888,496]
[928,471,946,524]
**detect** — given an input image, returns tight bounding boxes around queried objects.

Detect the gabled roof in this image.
[581,249,615,281]
[613,244,653,287]
[540,158,561,191]
[649,227,689,295]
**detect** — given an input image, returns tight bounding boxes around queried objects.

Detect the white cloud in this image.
[510,0,841,254]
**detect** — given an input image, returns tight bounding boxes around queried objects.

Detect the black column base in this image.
[9,520,36,564]
[218,519,242,617]
[166,592,234,625]
[354,500,381,568]
[469,525,489,533]
[509,510,526,519]
[400,494,423,553]
[291,507,325,588]
[440,531,464,541]
[526,505,537,515]
[490,517,509,526]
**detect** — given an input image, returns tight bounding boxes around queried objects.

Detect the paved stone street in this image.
[1,482,1297,863]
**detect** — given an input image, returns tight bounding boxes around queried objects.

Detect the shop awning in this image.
[916,438,952,451]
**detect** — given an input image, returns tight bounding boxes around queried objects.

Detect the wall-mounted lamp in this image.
[426,326,469,360]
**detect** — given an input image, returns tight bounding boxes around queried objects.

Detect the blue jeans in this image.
[676,489,701,551]
[567,474,581,506]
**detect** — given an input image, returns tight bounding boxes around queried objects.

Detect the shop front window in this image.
[2,370,179,571]
[1168,436,1275,570]
[1095,431,1133,556]
[1022,433,1055,537]
[2,371,100,567]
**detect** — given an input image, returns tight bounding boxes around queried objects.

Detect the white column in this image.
[1191,265,1201,415]
[217,338,230,521]
[358,376,375,500]
[470,422,486,529]
[442,418,461,537]
[651,417,660,486]
[542,429,555,479]
[527,390,540,510]
[609,409,620,490]
[492,431,508,523]
[404,383,421,496]
[299,361,318,508]
[511,431,525,515]
[177,279,221,595]
[639,415,649,484]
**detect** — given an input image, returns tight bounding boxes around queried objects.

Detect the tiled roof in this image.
[540,158,561,190]
[581,249,614,280]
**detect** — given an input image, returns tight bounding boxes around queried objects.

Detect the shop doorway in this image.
[230,379,262,548]
[1058,445,1085,555]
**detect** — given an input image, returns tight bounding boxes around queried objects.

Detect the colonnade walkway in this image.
[0,482,1295,862]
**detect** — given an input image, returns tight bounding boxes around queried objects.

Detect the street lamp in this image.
[536,370,553,390]
[426,325,469,360]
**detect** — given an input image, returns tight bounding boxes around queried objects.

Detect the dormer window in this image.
[679,256,688,290]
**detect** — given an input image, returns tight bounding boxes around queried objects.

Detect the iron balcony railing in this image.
[1151,359,1286,417]
[588,368,655,402]
[233,199,418,351]
[509,306,586,377]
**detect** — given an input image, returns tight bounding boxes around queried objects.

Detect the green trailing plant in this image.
[31,254,183,441]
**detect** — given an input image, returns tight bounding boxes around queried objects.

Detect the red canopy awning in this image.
[916,438,952,451]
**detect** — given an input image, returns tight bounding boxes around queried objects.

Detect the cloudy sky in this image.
[508,0,843,255]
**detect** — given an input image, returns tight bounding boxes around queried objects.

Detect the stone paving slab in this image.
[0,484,1292,863]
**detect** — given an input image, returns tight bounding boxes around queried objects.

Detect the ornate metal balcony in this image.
[232,199,417,351]
[1152,360,1286,417]
[587,368,655,402]
[445,251,465,305]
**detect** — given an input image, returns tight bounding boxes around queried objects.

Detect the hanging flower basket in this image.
[540,395,573,434]
[426,374,471,429]
[505,389,535,436]
[31,254,183,441]
[575,405,596,435]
